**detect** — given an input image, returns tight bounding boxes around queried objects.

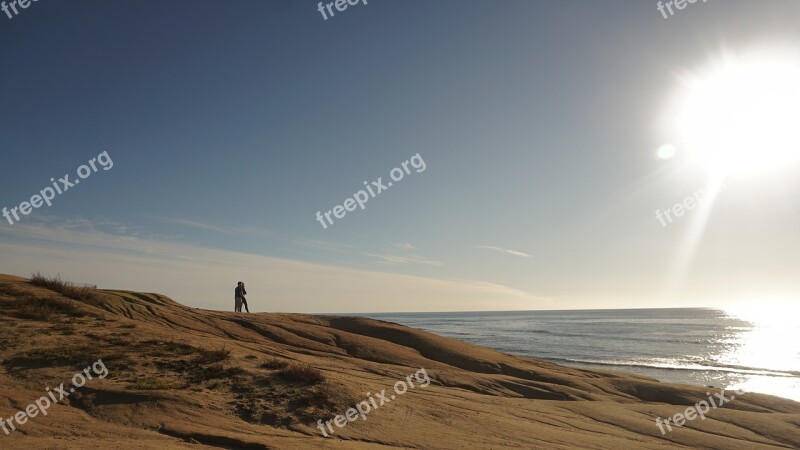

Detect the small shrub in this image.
[260,358,289,370]
[193,347,231,365]
[276,363,325,385]
[29,272,104,307]
[298,383,340,410]
[29,272,68,291]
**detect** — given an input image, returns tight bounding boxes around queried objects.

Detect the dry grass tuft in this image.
[30,272,105,307]
[260,358,289,370]
[296,383,345,411]
[276,363,325,385]
[193,347,231,365]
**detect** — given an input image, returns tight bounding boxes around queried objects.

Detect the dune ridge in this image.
[1,273,798,449]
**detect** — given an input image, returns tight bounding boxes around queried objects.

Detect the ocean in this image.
[366,308,800,402]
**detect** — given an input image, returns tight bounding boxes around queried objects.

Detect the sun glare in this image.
[674,47,800,176]
[725,300,800,328]
[721,300,800,401]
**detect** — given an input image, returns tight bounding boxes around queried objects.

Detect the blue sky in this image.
[1,0,799,312]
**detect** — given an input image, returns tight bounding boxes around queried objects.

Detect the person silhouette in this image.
[235,281,248,313]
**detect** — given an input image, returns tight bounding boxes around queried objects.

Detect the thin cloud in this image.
[392,242,416,250]
[292,238,353,252]
[363,253,443,267]
[158,217,274,238]
[476,245,532,258]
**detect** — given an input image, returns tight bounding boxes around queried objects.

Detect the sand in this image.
[1,273,798,449]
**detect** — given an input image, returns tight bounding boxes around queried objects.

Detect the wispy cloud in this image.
[476,245,532,258]
[23,215,144,236]
[392,242,416,250]
[362,253,442,267]
[158,217,274,238]
[291,238,353,253]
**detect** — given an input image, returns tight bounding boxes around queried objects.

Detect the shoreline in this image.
[2,274,799,449]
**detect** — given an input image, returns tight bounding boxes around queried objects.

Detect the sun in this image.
[673,47,800,176]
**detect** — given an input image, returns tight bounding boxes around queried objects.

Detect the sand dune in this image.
[1,273,798,449]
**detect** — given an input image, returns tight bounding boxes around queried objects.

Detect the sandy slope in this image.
[0,273,798,449]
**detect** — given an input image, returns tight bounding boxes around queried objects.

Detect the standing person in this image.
[235,281,249,313]
[234,281,245,312]
[240,282,249,313]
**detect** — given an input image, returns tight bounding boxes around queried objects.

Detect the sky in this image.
[1,0,799,313]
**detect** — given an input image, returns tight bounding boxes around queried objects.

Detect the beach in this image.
[2,274,799,449]
[369,308,800,403]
